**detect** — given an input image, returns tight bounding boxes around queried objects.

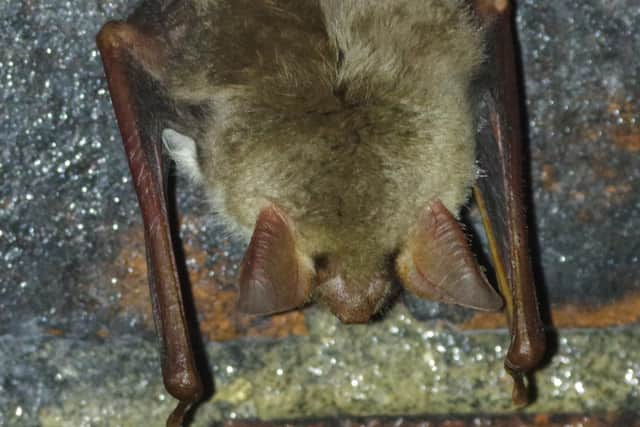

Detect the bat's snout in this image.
[315,271,389,324]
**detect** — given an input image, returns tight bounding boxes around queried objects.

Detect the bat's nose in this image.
[316,273,389,324]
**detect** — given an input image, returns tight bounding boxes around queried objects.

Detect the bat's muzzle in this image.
[316,272,389,324]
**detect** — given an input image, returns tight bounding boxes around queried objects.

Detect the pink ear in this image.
[397,200,503,312]
[237,204,314,315]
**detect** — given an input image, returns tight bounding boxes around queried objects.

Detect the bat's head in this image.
[155,0,501,321]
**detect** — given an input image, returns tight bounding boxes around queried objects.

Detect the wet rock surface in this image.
[1,0,639,426]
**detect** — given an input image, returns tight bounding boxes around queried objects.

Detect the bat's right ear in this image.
[396,200,503,312]
[237,204,315,315]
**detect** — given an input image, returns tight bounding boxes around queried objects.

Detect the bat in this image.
[97,0,546,425]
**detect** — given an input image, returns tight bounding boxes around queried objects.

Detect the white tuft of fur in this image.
[162,128,204,182]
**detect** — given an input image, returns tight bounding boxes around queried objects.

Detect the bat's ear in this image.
[237,204,314,315]
[396,200,503,312]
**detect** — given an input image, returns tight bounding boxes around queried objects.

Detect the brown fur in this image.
[144,0,486,320]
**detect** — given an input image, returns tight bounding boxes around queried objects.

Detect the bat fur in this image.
[137,0,488,320]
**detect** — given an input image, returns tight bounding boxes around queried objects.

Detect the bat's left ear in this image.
[237,204,315,315]
[396,200,503,312]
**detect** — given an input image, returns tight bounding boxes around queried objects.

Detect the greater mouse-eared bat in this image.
[97,1,546,425]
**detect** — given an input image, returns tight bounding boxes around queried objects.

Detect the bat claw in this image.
[508,371,530,407]
[166,400,195,427]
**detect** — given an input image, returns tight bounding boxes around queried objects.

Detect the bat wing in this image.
[97,20,202,426]
[472,0,546,405]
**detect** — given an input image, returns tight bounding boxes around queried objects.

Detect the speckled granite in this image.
[520,0,640,306]
[3,307,640,426]
[1,0,639,426]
